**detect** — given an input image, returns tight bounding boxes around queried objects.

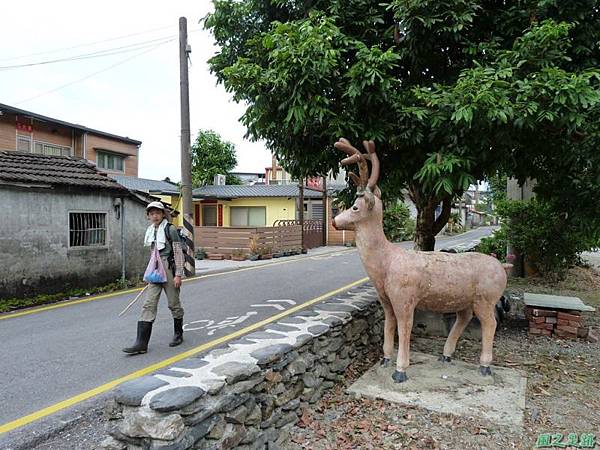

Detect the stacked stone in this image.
[526,307,587,339]
[102,283,384,450]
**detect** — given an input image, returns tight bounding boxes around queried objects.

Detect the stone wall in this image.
[103,282,383,450]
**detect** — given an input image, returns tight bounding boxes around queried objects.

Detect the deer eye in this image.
[352,205,359,211]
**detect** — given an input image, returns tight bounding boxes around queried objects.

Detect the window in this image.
[96,151,125,172]
[17,135,31,152]
[202,205,217,226]
[230,207,266,226]
[33,141,71,157]
[69,213,107,247]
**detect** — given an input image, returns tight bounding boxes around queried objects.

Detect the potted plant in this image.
[248,235,260,261]
[231,248,246,261]
[259,245,273,260]
[195,248,206,260]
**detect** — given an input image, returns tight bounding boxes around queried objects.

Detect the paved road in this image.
[0,227,495,443]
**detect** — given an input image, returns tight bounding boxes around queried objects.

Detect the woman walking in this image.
[123,201,185,354]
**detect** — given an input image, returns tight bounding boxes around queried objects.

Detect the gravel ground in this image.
[283,275,600,450]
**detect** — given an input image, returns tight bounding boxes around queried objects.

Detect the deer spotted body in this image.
[332,138,507,382]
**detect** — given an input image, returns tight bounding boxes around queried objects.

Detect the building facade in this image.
[0,102,141,177]
[0,151,149,299]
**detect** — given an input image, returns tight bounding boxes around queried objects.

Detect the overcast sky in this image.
[0,1,271,181]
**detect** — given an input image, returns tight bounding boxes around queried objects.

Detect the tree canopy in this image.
[191,129,241,187]
[205,0,600,249]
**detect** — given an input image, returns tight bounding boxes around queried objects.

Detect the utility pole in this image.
[299,178,305,252]
[179,17,195,277]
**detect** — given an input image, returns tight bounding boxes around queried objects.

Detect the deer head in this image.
[332,138,382,231]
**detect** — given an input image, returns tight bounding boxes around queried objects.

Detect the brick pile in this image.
[526,307,588,339]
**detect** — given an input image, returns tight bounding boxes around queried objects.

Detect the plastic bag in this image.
[143,246,167,284]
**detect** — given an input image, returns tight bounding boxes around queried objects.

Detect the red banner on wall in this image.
[16,122,32,132]
[305,177,323,191]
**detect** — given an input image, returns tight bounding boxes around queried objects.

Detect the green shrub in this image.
[496,199,594,278]
[477,227,508,261]
[383,202,416,242]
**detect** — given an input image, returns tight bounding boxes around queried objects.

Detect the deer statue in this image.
[331,138,507,383]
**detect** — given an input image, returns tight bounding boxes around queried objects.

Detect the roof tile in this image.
[0,151,127,190]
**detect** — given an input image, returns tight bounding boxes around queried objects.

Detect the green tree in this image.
[205,1,600,250]
[191,129,241,186]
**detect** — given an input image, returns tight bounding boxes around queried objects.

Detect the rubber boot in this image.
[122,321,153,354]
[169,318,184,347]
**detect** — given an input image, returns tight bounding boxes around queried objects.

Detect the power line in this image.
[0,35,177,71]
[14,39,175,105]
[0,24,174,62]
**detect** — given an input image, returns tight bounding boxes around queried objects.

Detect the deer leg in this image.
[381,302,396,368]
[440,308,473,362]
[473,302,497,376]
[392,308,414,383]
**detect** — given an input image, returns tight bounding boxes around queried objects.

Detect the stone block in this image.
[119,408,185,441]
[149,387,206,413]
[114,377,169,407]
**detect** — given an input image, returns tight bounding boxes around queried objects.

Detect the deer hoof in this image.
[479,366,492,376]
[392,370,408,383]
[381,357,391,367]
[439,355,452,363]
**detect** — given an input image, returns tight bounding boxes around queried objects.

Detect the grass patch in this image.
[0,278,143,313]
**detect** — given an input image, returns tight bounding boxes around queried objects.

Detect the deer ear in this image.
[372,186,382,199]
[364,191,375,210]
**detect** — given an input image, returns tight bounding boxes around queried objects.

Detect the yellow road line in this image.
[0,249,355,321]
[0,275,369,435]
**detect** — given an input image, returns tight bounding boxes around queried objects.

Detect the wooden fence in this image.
[273,219,324,250]
[327,220,355,246]
[194,225,302,256]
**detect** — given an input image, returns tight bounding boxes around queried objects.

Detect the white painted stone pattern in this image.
[106,283,383,450]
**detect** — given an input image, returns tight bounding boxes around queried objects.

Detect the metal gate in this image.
[274,219,324,250]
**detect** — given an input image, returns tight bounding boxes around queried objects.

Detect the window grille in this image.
[69,213,107,247]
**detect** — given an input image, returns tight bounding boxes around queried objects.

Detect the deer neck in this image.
[354,219,393,277]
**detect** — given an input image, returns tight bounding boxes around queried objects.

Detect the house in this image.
[192,184,325,227]
[0,102,141,177]
[0,151,151,299]
[111,175,182,226]
[190,184,354,255]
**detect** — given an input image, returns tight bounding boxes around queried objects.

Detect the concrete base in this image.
[347,352,527,429]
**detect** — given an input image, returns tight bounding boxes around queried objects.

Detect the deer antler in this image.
[363,140,379,191]
[334,138,369,190]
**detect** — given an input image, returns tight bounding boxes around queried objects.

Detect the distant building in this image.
[0,102,141,177]
[230,171,266,185]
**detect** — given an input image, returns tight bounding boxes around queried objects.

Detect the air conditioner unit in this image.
[214,174,226,185]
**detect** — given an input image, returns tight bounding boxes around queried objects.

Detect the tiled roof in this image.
[193,184,325,199]
[0,151,127,190]
[111,175,180,195]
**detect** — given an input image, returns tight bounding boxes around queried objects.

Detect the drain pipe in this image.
[121,197,126,283]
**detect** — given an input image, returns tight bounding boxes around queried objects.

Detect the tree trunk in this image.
[410,184,453,251]
[414,204,436,251]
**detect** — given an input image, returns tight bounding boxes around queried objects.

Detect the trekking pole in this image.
[118,285,149,317]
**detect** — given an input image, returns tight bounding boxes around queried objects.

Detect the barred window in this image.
[69,213,107,247]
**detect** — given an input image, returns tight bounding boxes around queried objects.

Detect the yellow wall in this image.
[157,194,183,226]
[193,197,297,227]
